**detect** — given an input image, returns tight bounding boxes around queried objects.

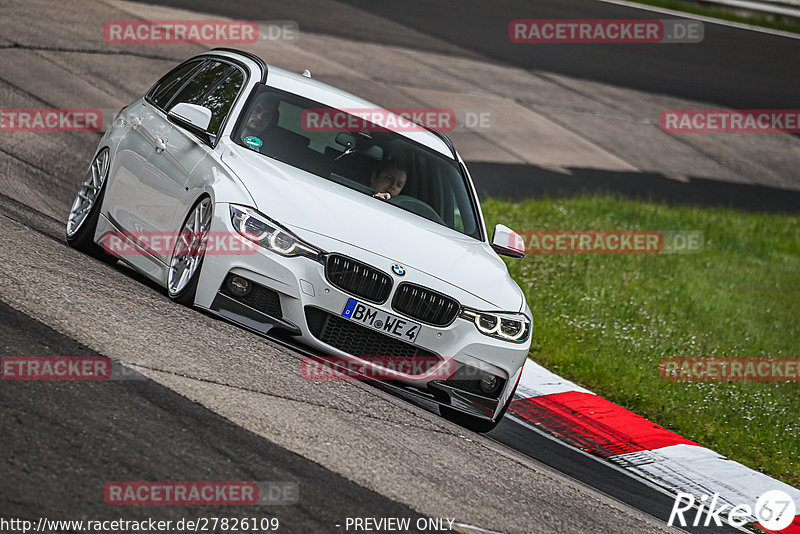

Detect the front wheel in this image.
[167,196,212,306]
[66,148,116,264]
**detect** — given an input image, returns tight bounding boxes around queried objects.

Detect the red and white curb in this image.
[510,359,800,532]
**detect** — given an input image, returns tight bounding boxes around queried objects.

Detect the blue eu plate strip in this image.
[342,298,358,318]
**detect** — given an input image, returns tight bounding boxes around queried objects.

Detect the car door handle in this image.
[154,137,167,153]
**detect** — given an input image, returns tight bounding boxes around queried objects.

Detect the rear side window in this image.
[149,60,204,110]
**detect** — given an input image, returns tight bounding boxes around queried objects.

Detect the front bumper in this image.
[194,203,530,421]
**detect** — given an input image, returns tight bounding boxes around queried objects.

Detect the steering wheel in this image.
[388,195,445,225]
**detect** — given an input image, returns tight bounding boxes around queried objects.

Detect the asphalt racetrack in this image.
[1,0,795,532]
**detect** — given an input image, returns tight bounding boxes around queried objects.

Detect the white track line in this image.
[595,0,800,39]
[505,415,752,533]
[515,358,593,398]
[452,522,505,534]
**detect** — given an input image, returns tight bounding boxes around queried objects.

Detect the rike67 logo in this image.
[668,490,796,531]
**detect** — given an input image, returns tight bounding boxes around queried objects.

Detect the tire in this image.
[65,148,117,264]
[167,196,212,306]
[440,382,518,433]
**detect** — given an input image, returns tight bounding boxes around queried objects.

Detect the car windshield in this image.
[232,85,482,239]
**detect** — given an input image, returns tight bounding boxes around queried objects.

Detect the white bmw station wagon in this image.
[66,48,532,432]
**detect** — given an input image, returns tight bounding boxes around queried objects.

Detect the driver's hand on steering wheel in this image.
[373,192,391,200]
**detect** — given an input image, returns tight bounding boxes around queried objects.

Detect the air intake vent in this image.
[305,307,439,362]
[220,274,282,318]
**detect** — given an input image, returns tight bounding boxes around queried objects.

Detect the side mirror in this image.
[491,224,525,258]
[168,103,212,132]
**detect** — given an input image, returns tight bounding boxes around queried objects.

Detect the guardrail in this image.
[700,0,800,19]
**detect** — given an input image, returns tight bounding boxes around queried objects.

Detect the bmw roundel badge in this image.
[391,264,406,276]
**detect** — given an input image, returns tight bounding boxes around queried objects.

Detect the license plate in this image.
[341,298,421,343]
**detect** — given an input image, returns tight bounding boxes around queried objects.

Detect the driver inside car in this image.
[370,161,407,200]
[240,93,280,141]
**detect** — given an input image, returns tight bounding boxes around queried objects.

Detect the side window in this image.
[149,60,204,110]
[198,68,244,135]
[169,61,244,136]
[168,61,231,111]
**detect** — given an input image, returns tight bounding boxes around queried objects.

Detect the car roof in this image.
[203,49,455,159]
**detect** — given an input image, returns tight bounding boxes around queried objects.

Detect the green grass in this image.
[482,195,800,488]
[625,0,800,34]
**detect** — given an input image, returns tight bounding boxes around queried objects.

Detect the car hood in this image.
[222,145,524,310]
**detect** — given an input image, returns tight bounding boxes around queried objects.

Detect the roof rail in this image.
[208,48,269,83]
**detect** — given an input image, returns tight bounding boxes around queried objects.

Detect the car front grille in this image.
[391,283,460,326]
[325,254,392,303]
[305,306,438,362]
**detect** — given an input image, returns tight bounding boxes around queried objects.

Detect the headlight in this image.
[459,308,531,343]
[230,205,323,260]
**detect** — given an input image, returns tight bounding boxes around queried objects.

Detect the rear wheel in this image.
[65,148,116,264]
[167,196,212,306]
